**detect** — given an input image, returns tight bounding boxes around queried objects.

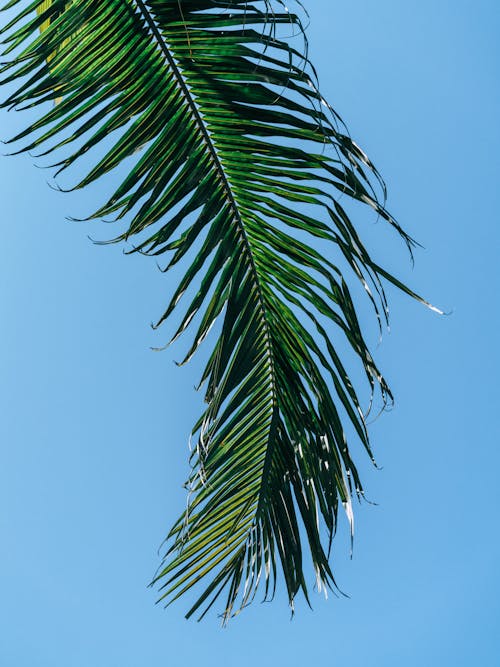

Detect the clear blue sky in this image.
[1,1,499,665]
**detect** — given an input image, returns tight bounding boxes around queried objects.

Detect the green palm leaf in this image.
[0,0,439,621]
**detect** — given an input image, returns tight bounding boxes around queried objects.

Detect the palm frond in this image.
[0,0,438,621]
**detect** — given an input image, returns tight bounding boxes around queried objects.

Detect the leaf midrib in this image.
[132,0,278,505]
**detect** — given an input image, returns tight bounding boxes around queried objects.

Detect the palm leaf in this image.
[0,0,439,621]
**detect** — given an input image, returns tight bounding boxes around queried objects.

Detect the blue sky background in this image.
[1,1,499,665]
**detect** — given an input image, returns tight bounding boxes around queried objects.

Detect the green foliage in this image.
[0,0,437,621]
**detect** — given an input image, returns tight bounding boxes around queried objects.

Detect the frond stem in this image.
[132,0,278,473]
